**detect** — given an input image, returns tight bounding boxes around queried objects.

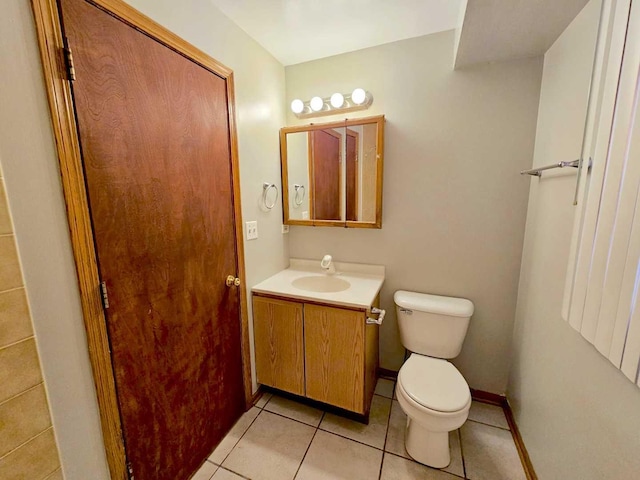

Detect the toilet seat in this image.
[398,354,470,413]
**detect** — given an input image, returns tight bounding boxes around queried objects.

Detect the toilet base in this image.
[405,417,451,469]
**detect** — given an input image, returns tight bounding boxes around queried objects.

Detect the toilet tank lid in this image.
[394,291,474,317]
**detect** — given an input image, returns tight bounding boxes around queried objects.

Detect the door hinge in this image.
[100,281,110,309]
[64,46,76,81]
[126,461,134,480]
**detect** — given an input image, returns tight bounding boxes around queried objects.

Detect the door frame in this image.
[345,127,359,220]
[30,1,253,479]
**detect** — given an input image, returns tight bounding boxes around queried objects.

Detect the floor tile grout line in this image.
[316,425,385,451]
[373,392,394,400]
[208,408,263,468]
[260,408,324,429]
[216,465,252,480]
[378,384,395,480]
[384,450,466,480]
[207,463,217,480]
[458,428,468,479]
[378,453,387,480]
[292,411,324,480]
[262,390,392,410]
[260,393,274,410]
[467,418,510,431]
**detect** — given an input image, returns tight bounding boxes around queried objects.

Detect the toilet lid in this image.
[398,354,470,413]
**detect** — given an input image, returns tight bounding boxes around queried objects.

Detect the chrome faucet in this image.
[320,254,336,274]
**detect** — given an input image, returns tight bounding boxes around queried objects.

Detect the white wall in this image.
[286,31,543,393]
[509,0,640,477]
[0,0,286,478]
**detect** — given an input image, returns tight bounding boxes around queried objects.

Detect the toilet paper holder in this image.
[366,307,386,325]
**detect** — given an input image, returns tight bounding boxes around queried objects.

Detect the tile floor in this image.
[191,378,527,480]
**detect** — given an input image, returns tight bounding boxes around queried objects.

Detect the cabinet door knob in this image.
[226,275,241,287]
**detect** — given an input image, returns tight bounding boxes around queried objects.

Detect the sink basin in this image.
[291,275,351,293]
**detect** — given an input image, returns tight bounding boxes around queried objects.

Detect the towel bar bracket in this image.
[521,159,581,177]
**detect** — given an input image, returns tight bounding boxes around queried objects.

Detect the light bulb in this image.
[310,96,324,112]
[291,99,304,114]
[330,93,344,108]
[351,88,366,105]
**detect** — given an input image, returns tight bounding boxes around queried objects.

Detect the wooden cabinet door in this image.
[253,296,304,395]
[304,304,365,413]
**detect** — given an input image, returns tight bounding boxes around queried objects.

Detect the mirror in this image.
[280,115,384,228]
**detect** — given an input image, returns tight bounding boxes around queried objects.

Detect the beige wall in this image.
[0,1,109,478]
[0,164,62,480]
[509,0,640,478]
[286,31,542,393]
[0,0,286,478]
[285,132,311,219]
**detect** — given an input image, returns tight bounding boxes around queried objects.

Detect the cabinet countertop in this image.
[252,258,385,310]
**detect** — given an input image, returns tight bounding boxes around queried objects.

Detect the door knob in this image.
[226,275,241,287]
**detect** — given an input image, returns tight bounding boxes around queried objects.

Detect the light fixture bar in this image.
[291,89,373,119]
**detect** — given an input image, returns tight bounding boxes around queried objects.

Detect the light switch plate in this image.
[246,221,258,240]
[282,225,289,234]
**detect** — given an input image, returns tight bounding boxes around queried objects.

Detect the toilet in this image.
[394,290,474,469]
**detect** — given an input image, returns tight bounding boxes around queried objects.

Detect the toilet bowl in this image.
[394,290,474,469]
[395,353,471,467]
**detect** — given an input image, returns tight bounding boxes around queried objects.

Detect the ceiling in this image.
[455,0,591,68]
[210,0,465,66]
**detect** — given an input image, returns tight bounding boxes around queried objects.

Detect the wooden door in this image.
[345,129,358,221]
[59,0,245,479]
[253,296,305,395]
[304,304,365,413]
[311,129,341,220]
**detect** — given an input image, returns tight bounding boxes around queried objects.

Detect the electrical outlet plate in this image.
[246,221,258,240]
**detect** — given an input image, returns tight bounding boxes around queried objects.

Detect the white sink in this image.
[252,259,385,309]
[291,275,351,293]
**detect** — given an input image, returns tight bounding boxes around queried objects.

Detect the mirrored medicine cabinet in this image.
[280,115,384,228]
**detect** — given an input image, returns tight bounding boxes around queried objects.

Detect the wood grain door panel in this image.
[311,129,341,220]
[253,296,305,395]
[304,304,365,413]
[60,0,245,478]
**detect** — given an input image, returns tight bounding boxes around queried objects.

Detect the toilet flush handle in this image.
[366,308,386,325]
[399,308,413,315]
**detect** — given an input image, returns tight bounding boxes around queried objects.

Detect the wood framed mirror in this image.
[280,115,384,228]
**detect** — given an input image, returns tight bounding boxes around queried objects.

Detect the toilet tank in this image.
[394,290,474,359]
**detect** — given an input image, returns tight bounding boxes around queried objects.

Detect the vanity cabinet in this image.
[253,294,379,415]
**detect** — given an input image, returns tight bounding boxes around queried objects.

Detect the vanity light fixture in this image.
[351,88,366,105]
[291,99,304,114]
[310,96,324,112]
[330,92,345,108]
[290,88,373,118]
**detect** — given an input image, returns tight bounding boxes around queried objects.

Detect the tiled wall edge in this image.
[0,425,53,462]
[0,334,36,352]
